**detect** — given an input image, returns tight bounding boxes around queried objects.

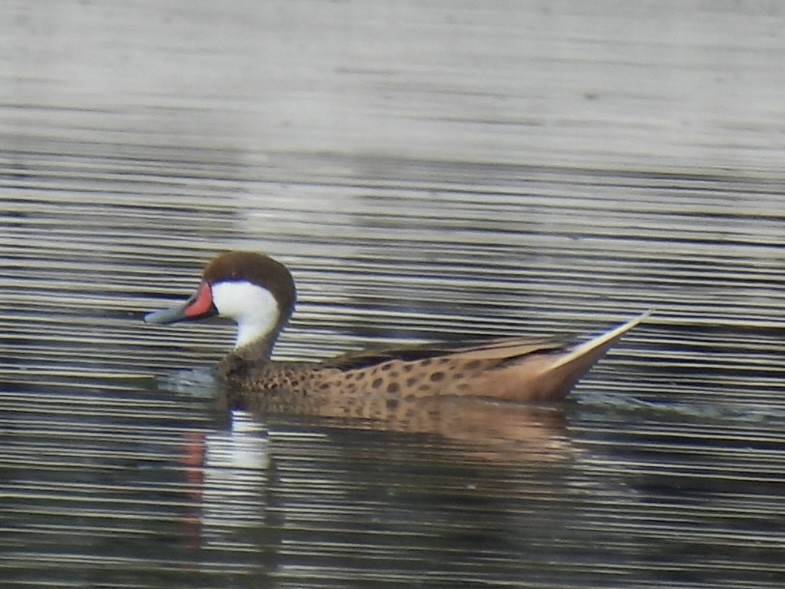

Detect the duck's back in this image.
[218,312,647,415]
[219,336,569,417]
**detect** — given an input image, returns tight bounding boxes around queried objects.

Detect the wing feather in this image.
[323,335,568,370]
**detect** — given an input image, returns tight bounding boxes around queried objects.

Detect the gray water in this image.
[2,1,785,587]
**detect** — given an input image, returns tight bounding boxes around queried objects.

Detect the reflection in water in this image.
[198,409,269,540]
[157,366,572,462]
[238,394,572,464]
[184,411,581,588]
[185,409,276,582]
[96,380,579,587]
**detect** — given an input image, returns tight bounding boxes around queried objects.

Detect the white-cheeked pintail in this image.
[145,251,648,417]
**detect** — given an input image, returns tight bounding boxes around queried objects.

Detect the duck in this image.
[145,251,648,419]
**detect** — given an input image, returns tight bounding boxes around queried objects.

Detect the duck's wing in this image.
[323,334,568,371]
[324,311,649,402]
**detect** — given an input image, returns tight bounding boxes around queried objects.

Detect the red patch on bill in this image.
[184,282,214,318]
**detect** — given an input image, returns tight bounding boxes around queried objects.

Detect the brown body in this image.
[146,251,648,423]
[218,314,646,420]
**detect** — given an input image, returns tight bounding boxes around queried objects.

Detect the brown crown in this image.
[202,251,297,320]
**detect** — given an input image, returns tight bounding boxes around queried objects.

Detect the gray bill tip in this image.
[144,305,186,324]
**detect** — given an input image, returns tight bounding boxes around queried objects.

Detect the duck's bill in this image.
[144,282,217,324]
[144,303,191,324]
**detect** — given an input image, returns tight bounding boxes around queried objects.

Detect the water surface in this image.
[2,1,785,587]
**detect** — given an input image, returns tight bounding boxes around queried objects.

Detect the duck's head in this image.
[145,251,296,352]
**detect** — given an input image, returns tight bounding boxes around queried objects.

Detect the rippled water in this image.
[3,1,785,588]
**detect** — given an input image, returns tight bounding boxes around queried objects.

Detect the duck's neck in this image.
[235,321,271,350]
[232,305,292,358]
[218,332,276,382]
[233,331,278,363]
[226,308,291,371]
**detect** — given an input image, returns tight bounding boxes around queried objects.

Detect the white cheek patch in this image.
[211,281,280,349]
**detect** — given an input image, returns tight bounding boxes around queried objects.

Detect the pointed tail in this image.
[499,310,651,402]
[537,310,650,400]
[553,310,650,371]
